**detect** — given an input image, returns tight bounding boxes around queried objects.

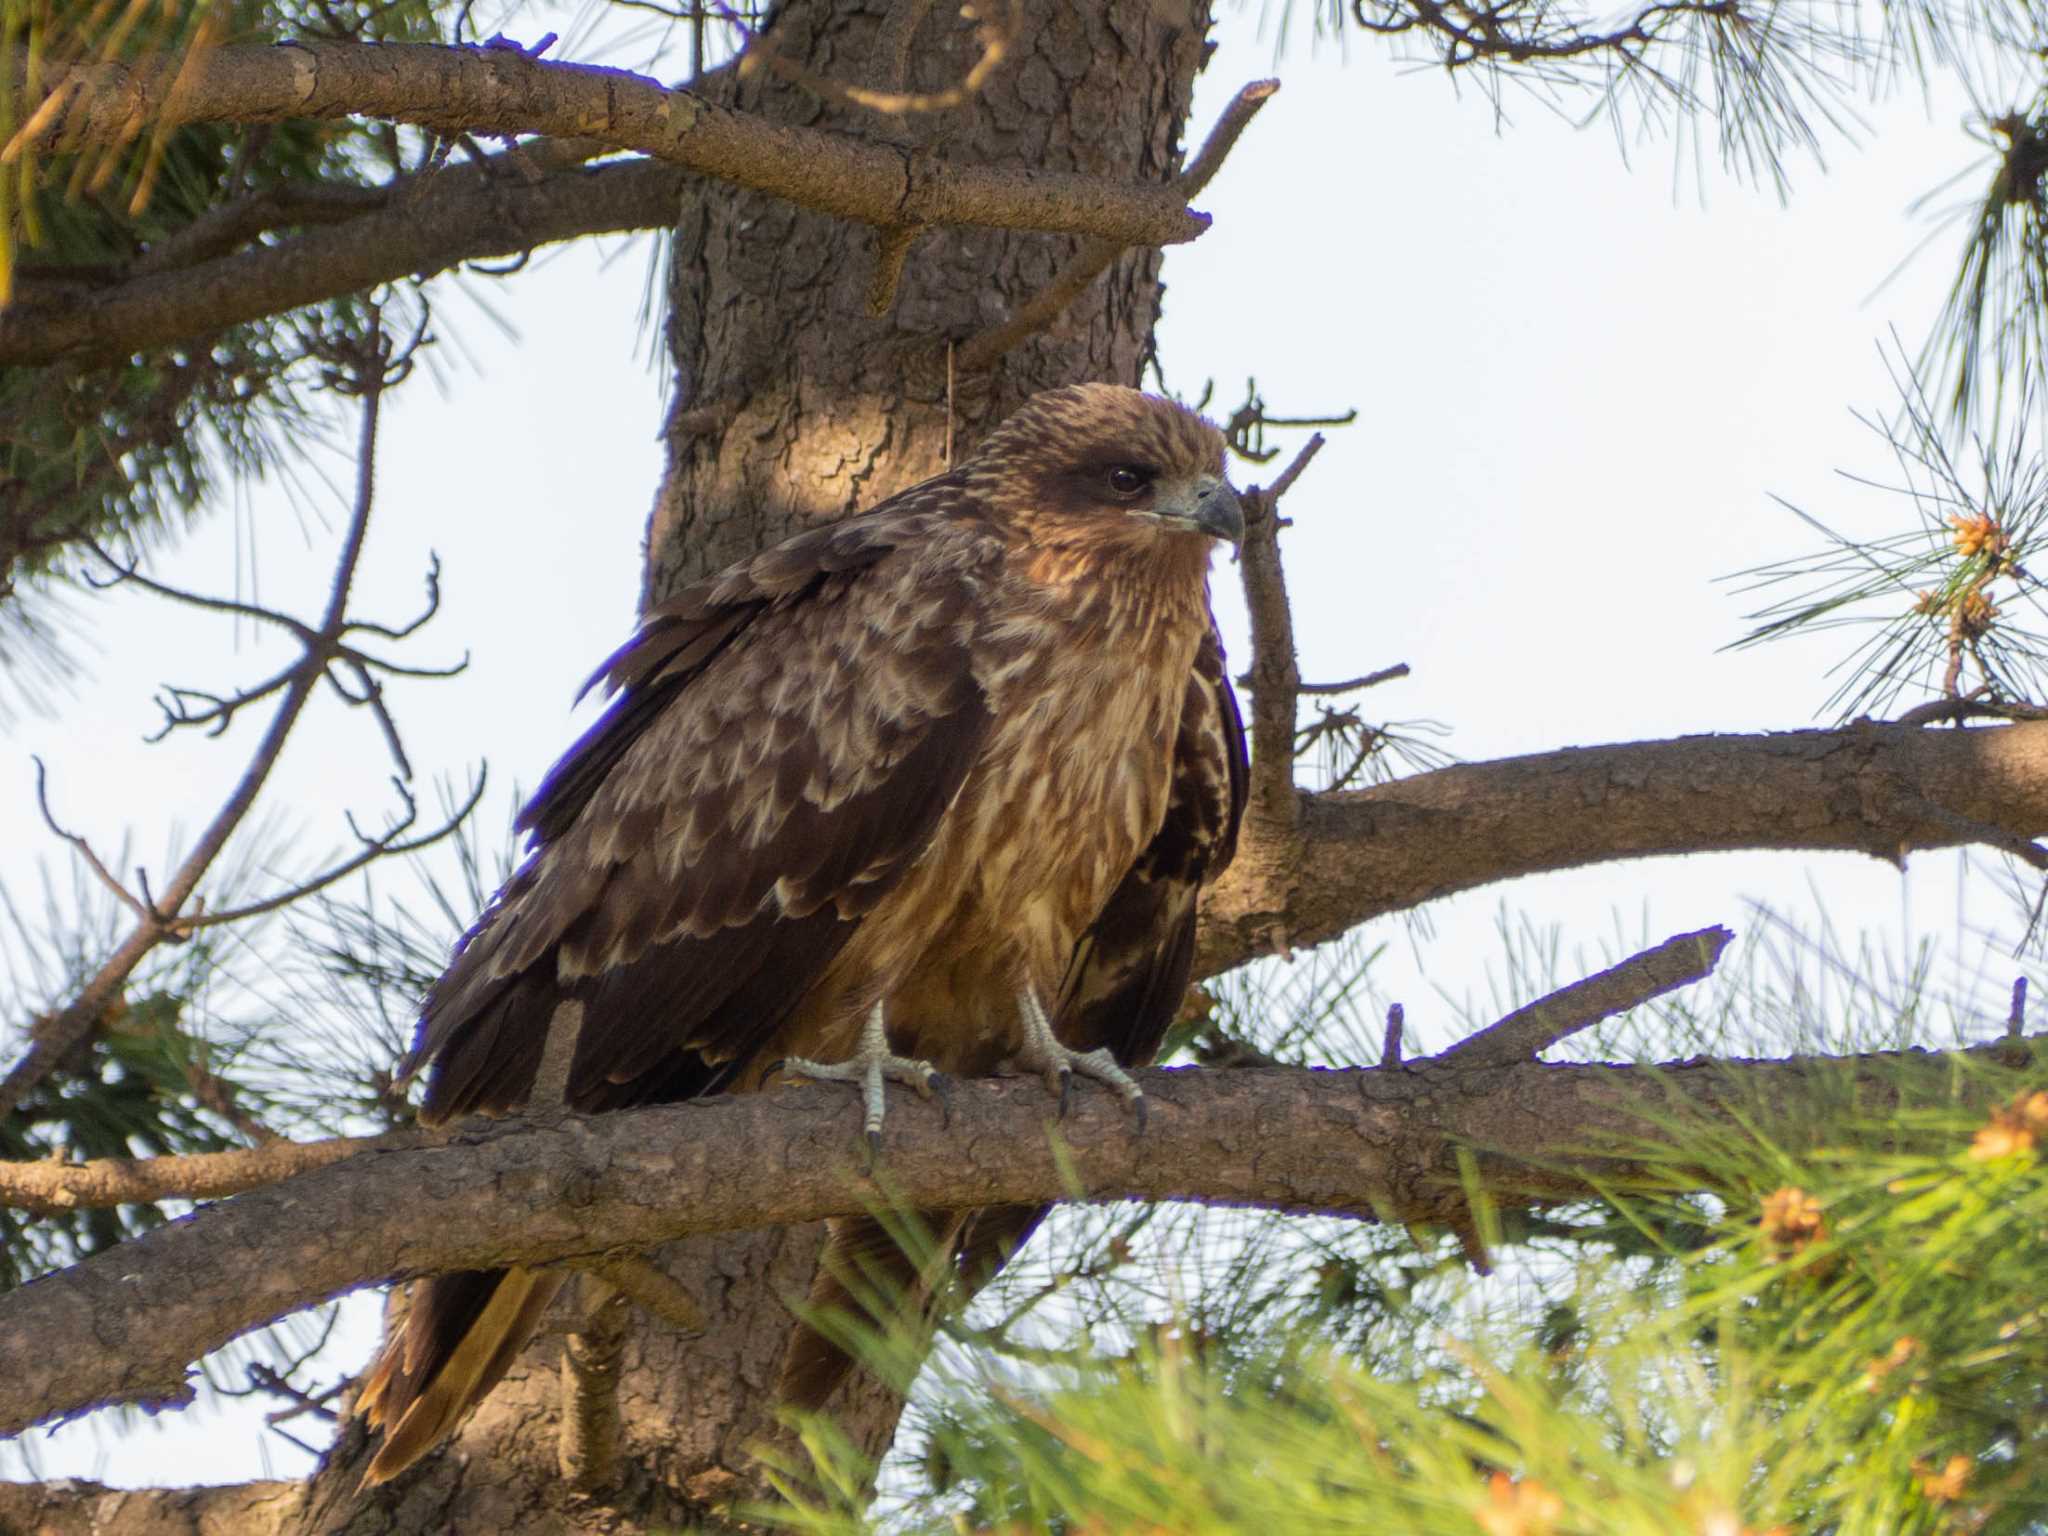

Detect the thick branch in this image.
[1196,720,2048,975]
[0,154,690,367]
[1,1037,2033,1437]
[4,41,1206,250]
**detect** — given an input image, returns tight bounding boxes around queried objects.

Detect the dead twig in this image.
[0,1129,416,1216]
[1382,1003,1405,1066]
[1238,432,1329,834]
[1301,664,1411,696]
[1438,926,1735,1068]
[0,313,462,1120]
[955,77,1278,372]
[31,758,151,924]
[252,1366,345,1426]
[169,773,486,932]
[1222,392,1360,465]
[1240,663,1410,695]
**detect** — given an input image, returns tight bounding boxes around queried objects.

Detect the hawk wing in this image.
[1051,620,1247,1067]
[412,497,998,1123]
[361,499,999,1482]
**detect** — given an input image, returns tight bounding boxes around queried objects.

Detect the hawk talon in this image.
[1014,988,1146,1126]
[772,1002,942,1152]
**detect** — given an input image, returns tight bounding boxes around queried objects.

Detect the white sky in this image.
[3,0,2035,1489]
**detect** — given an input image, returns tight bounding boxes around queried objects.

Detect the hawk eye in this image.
[1104,464,1151,500]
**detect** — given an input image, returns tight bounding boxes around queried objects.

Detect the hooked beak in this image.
[1156,475,1245,546]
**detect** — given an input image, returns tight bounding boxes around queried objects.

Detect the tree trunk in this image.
[295,3,1212,1528]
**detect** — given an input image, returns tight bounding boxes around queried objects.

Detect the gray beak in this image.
[1159,475,1244,546]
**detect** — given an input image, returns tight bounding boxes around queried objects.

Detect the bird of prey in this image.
[354,383,1248,1483]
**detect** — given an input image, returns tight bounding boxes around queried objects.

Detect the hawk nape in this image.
[354,383,1249,1483]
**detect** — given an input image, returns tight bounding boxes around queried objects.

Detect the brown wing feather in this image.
[1053,621,1247,1066]
[359,496,998,1485]
[412,500,996,1124]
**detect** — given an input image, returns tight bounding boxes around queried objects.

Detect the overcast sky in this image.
[4,0,2033,1488]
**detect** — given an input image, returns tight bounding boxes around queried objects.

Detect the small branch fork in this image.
[0,312,476,1122]
[554,1251,709,1487]
[83,537,469,767]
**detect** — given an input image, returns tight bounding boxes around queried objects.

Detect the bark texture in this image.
[13,1040,2042,1443]
[0,1479,302,1536]
[7,43,1204,247]
[1198,719,2048,974]
[284,3,1216,1528]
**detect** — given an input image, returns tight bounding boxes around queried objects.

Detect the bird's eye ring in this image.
[1104,465,1151,500]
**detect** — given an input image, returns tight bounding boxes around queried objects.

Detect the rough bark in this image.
[11,1037,2041,1443]
[273,2,1217,1529]
[0,1478,303,1536]
[1197,718,2048,974]
[6,42,1205,248]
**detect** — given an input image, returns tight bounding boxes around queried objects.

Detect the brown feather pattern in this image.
[354,384,1250,1478]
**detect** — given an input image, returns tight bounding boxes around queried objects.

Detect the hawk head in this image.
[968,384,1244,548]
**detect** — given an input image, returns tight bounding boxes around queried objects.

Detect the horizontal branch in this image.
[5,40,1207,250]
[0,153,690,366]
[0,1478,301,1536]
[0,1129,410,1217]
[1197,721,2048,976]
[0,1036,2031,1437]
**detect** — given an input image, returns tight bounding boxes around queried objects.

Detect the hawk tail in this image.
[777,1212,976,1414]
[355,1266,563,1486]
